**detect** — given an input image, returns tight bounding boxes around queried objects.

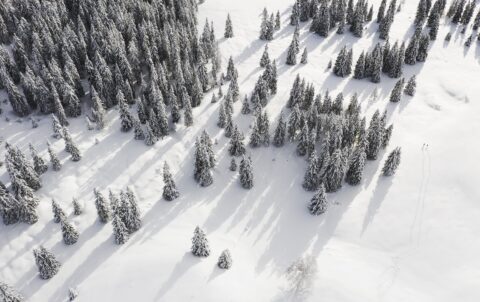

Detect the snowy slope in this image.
[1,0,480,301]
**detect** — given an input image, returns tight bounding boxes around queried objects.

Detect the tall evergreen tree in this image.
[308,184,328,216]
[163,162,180,201]
[191,226,210,257]
[47,142,62,171]
[260,45,271,68]
[60,217,79,245]
[229,126,246,156]
[345,145,367,185]
[239,156,254,189]
[382,147,402,176]
[94,188,111,223]
[303,151,320,191]
[389,78,405,103]
[51,199,66,223]
[224,14,234,38]
[29,144,48,175]
[33,246,61,280]
[404,76,417,96]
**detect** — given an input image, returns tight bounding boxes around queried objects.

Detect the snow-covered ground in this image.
[1,0,480,301]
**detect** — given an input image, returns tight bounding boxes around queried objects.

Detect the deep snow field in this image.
[1,0,480,301]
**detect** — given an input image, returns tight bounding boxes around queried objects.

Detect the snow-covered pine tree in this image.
[0,281,24,301]
[224,14,234,38]
[132,116,145,141]
[249,119,262,148]
[241,95,251,115]
[191,226,210,257]
[239,156,254,189]
[45,142,61,172]
[354,52,366,79]
[33,246,61,279]
[68,287,78,301]
[144,122,157,146]
[417,34,430,62]
[29,144,48,175]
[276,11,281,30]
[229,126,246,156]
[296,124,309,156]
[382,147,402,176]
[366,110,383,160]
[383,124,394,149]
[51,199,66,224]
[194,138,214,187]
[301,48,308,64]
[322,148,346,193]
[62,127,81,161]
[163,162,180,201]
[345,145,367,185]
[273,112,287,147]
[217,249,233,269]
[377,0,387,23]
[389,78,405,103]
[184,95,194,127]
[72,198,82,216]
[404,76,417,96]
[94,188,111,223]
[303,151,319,191]
[211,93,218,104]
[286,37,298,65]
[308,184,328,216]
[51,114,64,139]
[60,216,79,245]
[125,187,141,233]
[117,90,133,132]
[260,45,271,68]
[229,158,238,171]
[0,185,21,225]
[226,56,237,81]
[112,211,129,245]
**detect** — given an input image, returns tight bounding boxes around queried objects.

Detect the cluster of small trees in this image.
[286,26,308,66]
[281,75,399,213]
[0,0,221,146]
[0,143,41,225]
[92,187,141,245]
[447,0,474,25]
[335,36,428,83]
[0,132,83,226]
[191,226,232,270]
[289,0,374,38]
[260,8,281,41]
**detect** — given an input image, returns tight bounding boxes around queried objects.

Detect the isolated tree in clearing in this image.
[218,249,233,269]
[60,217,79,245]
[382,147,402,176]
[224,14,234,38]
[33,246,61,279]
[191,226,210,257]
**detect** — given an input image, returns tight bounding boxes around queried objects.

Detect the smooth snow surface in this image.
[1,0,480,301]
